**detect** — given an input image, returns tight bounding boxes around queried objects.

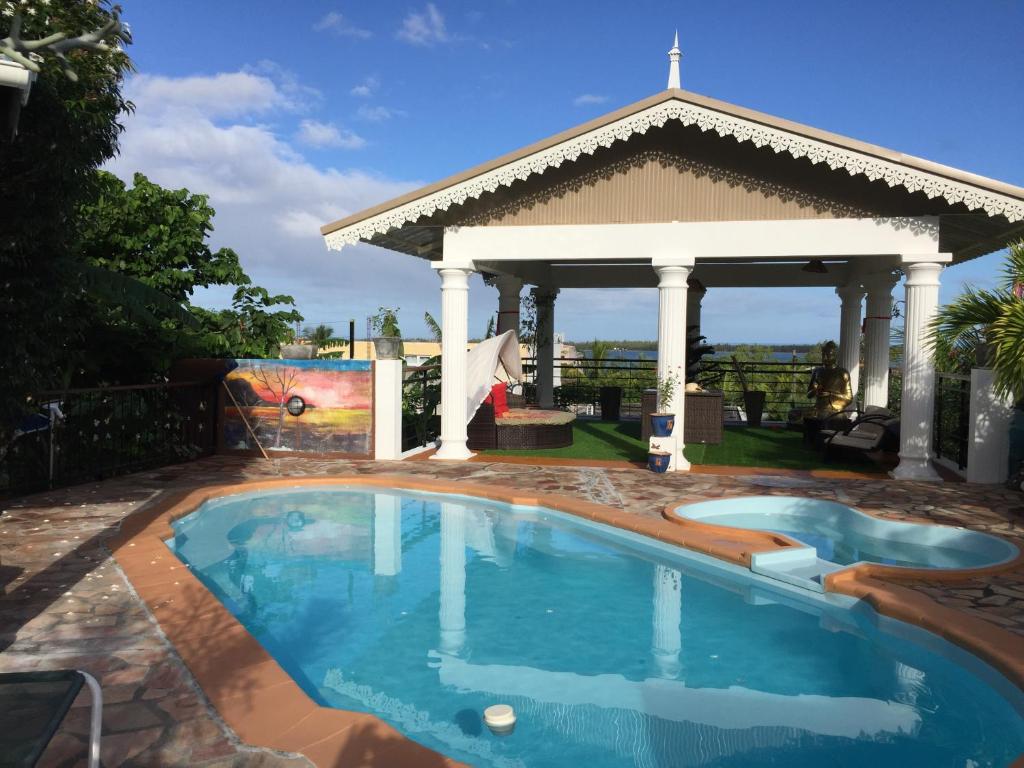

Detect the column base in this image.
[890,457,942,482]
[431,440,475,461]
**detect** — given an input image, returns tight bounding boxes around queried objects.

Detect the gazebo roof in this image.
[320,88,1024,263]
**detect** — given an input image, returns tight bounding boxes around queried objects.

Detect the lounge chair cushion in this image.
[497,409,576,426]
[485,383,509,417]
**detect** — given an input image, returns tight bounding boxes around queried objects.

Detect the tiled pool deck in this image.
[2,455,1023,766]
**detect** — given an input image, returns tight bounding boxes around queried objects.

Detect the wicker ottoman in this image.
[496,409,575,450]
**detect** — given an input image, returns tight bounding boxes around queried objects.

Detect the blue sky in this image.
[109,1,1024,343]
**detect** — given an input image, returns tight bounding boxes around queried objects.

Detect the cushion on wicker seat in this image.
[497,409,576,426]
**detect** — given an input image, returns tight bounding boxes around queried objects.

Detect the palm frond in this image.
[927,285,1004,359]
[1001,240,1024,292]
[424,311,442,344]
[988,299,1024,400]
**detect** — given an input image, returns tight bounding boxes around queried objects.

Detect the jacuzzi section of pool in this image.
[168,488,1024,768]
[674,495,1018,590]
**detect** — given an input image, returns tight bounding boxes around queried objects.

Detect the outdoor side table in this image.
[0,670,102,768]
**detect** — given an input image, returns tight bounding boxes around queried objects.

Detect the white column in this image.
[495,274,522,337]
[533,287,558,409]
[654,261,692,471]
[862,272,898,409]
[432,266,474,460]
[373,493,402,576]
[836,284,865,399]
[966,367,1015,484]
[438,502,466,655]
[891,257,945,482]
[373,359,403,459]
[651,564,682,678]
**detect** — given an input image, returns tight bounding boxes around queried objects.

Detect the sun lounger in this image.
[0,670,102,768]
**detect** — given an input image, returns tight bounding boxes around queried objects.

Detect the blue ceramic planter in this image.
[650,413,674,437]
[648,452,671,473]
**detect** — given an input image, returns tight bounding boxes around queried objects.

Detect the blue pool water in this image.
[675,496,1019,569]
[169,488,1024,767]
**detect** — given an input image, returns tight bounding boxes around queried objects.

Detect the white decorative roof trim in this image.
[457,150,879,225]
[323,100,1024,250]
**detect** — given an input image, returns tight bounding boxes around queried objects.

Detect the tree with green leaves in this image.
[78,171,251,302]
[304,324,335,348]
[929,241,1024,401]
[1,0,133,442]
[190,286,302,359]
[69,170,301,376]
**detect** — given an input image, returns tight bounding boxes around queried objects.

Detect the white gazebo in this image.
[321,38,1024,481]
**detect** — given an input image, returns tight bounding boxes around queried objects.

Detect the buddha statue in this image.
[806,341,853,419]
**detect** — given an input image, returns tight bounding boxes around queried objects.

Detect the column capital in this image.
[436,266,474,290]
[861,270,900,294]
[530,285,559,303]
[654,263,692,289]
[902,260,944,287]
[492,273,523,294]
[835,283,865,303]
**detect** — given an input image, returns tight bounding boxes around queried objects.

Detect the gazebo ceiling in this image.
[321,89,1024,265]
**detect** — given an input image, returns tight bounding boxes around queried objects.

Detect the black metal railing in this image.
[887,367,903,415]
[520,357,658,418]
[1,381,218,497]
[933,372,970,470]
[401,365,440,452]
[696,359,827,422]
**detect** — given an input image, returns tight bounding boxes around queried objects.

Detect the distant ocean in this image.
[581,348,806,363]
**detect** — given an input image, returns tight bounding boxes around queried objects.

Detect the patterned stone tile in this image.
[2,453,1023,766]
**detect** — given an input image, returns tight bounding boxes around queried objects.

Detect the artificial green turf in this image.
[483,419,880,472]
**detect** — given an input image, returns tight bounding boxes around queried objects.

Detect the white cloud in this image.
[295,119,366,149]
[356,105,404,122]
[573,94,609,107]
[107,68,440,330]
[126,72,286,119]
[313,11,371,39]
[350,76,379,98]
[397,3,448,46]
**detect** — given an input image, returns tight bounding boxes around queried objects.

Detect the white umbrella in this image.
[465,330,522,423]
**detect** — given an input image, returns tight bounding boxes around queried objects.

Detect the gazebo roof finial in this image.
[667,30,681,90]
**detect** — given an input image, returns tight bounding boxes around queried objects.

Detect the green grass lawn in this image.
[484,419,882,472]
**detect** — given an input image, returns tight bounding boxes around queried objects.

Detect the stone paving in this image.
[1,455,1023,766]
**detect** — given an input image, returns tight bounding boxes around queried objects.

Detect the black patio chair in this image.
[0,669,102,768]
[819,407,898,462]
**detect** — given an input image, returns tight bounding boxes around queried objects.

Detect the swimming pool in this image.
[674,496,1019,568]
[168,487,1024,767]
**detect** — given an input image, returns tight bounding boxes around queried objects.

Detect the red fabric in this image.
[489,383,509,417]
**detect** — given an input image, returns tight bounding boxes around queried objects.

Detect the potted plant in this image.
[650,369,679,437]
[648,449,672,473]
[371,306,402,360]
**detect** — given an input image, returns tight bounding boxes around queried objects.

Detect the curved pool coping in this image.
[108,476,1024,768]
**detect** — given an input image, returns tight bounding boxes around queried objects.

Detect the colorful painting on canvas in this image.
[223,359,372,455]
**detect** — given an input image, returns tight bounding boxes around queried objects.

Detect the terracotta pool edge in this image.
[108,475,1024,767]
[660,498,1024,693]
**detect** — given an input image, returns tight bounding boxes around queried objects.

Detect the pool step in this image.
[750,547,845,592]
